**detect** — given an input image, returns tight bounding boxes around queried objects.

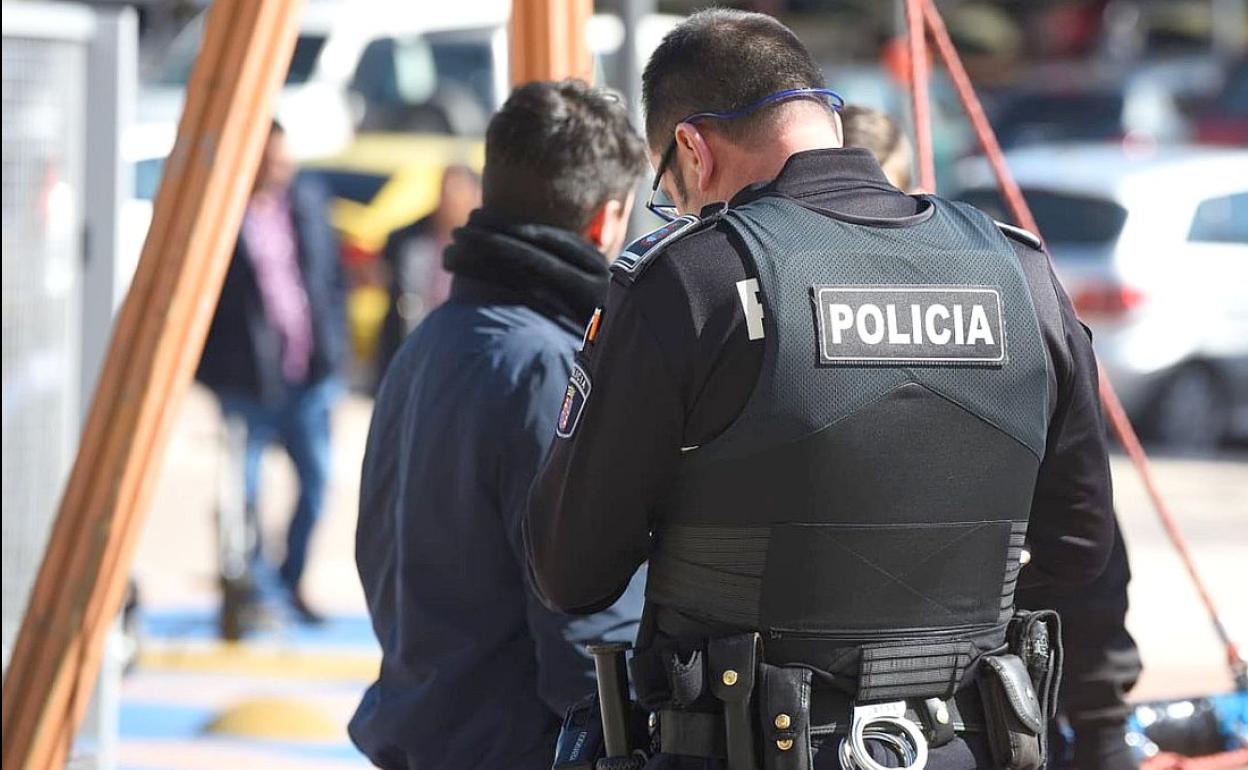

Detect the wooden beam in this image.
[0,1,304,768]
[510,0,594,86]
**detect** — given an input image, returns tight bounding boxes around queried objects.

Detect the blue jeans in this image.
[217,377,341,590]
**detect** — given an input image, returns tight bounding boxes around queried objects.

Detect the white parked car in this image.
[956,144,1248,450]
[140,1,681,160]
[140,0,512,159]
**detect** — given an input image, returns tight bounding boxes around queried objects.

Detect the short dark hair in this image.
[642,10,827,151]
[483,80,647,232]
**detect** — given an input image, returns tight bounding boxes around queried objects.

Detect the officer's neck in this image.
[708,118,841,205]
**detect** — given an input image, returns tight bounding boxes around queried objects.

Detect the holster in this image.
[708,633,762,770]
[977,654,1045,770]
[976,608,1062,770]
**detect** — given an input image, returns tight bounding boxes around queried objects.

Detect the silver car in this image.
[956,144,1248,449]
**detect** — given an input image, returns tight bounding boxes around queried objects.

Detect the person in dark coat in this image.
[348,81,649,770]
[197,121,347,628]
[373,164,481,383]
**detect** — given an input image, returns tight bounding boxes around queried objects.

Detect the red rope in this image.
[919,0,1038,236]
[905,0,937,192]
[918,0,1247,690]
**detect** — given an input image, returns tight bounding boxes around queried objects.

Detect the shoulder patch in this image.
[994,221,1043,250]
[555,363,592,438]
[611,214,703,282]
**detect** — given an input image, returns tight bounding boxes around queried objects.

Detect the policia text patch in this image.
[812,285,1006,365]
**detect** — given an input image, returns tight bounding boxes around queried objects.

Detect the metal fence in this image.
[1,3,91,671]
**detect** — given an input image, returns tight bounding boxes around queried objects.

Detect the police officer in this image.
[526,10,1116,770]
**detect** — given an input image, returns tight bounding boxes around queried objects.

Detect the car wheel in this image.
[1149,364,1228,452]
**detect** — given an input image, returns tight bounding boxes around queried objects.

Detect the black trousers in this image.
[1018,518,1142,770]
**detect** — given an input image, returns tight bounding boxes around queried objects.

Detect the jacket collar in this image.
[443,207,610,329]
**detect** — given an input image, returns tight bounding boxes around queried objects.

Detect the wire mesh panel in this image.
[1,28,88,670]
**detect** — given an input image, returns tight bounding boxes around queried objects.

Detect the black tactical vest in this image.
[645,195,1050,697]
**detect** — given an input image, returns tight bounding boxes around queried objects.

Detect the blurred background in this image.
[2,0,1245,768]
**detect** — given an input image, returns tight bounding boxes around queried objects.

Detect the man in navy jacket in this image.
[349,81,649,770]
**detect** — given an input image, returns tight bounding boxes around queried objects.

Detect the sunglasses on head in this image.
[646,87,845,222]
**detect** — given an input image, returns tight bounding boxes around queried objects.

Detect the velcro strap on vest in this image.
[857,639,976,702]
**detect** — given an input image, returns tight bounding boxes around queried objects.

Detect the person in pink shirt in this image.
[198,122,347,632]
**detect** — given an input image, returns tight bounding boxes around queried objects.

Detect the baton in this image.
[586,642,632,757]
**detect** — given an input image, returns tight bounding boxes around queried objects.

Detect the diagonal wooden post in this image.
[0,1,304,768]
[510,0,593,86]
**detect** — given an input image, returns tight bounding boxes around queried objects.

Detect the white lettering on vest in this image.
[925,304,951,344]
[886,304,911,344]
[811,286,1007,365]
[858,304,885,344]
[736,278,766,341]
[828,304,854,343]
[967,304,995,345]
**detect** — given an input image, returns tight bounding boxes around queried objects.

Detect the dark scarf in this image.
[443,208,610,325]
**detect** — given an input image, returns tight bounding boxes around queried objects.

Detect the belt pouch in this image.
[708,634,762,770]
[977,655,1044,770]
[757,663,811,770]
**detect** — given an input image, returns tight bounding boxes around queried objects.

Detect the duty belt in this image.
[632,633,988,770]
[626,611,1061,770]
[657,687,986,759]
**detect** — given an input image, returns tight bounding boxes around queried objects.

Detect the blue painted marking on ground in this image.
[120,702,214,740]
[141,609,377,649]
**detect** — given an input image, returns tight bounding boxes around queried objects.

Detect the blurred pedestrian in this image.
[349,80,648,770]
[840,104,915,191]
[197,121,347,630]
[374,164,481,381]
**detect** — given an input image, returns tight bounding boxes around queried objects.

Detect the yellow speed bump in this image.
[139,644,378,682]
[204,698,340,740]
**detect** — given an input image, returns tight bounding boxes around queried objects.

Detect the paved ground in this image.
[108,385,1247,769]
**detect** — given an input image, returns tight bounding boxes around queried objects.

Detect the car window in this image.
[134,158,165,201]
[1188,193,1248,245]
[286,35,327,85]
[303,169,389,205]
[958,188,1129,250]
[993,93,1125,148]
[350,37,437,107]
[350,34,492,135]
[151,18,326,88]
[427,36,495,118]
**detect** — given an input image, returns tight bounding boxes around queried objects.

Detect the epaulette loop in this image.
[612,214,703,282]
[994,220,1043,250]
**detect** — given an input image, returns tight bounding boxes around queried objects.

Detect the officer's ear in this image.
[583,190,636,260]
[673,122,715,193]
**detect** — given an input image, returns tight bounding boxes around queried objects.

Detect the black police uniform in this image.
[526,148,1116,769]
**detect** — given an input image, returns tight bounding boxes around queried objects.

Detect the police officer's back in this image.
[526,11,1115,770]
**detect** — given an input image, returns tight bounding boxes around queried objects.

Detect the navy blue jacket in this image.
[350,265,645,769]
[197,174,347,403]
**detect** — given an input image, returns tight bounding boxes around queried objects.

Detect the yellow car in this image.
[305,133,484,362]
